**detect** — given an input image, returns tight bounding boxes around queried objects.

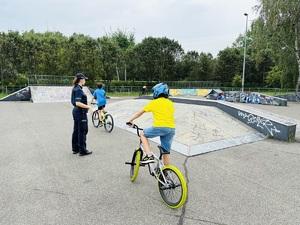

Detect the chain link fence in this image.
[0,74,296,96]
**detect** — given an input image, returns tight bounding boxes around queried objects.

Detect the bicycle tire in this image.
[157,165,187,209]
[130,149,142,181]
[92,111,100,128]
[104,114,114,133]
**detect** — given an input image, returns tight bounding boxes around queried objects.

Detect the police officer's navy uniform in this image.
[71,83,89,155]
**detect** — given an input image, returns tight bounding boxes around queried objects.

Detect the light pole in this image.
[242,13,248,92]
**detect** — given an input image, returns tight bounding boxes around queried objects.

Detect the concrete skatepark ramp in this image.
[105,99,266,156]
[0,87,31,101]
[30,86,93,103]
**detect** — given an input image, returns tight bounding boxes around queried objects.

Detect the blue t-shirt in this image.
[93,88,106,106]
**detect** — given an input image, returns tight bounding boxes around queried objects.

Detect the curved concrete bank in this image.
[105,98,266,156]
[166,97,296,142]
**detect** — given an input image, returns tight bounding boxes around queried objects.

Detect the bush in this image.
[15,74,29,85]
[232,75,242,87]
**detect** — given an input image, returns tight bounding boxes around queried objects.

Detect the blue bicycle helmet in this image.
[152,83,169,99]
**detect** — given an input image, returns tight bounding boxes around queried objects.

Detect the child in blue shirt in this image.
[91,83,107,125]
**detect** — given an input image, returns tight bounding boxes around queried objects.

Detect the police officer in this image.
[71,73,93,156]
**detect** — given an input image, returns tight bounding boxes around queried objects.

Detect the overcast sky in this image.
[1,0,258,57]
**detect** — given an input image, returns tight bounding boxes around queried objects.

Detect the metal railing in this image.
[0,84,297,96]
[0,86,28,95]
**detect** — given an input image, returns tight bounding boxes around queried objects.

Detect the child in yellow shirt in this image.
[128,83,175,165]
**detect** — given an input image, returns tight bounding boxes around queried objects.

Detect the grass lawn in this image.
[259,91,294,96]
[0,93,7,99]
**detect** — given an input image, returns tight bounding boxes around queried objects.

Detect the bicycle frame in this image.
[141,145,170,186]
[130,124,170,186]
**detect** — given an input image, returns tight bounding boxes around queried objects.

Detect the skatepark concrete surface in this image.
[1,97,300,225]
[108,99,266,156]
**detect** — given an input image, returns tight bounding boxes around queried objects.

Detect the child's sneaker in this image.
[141,155,154,164]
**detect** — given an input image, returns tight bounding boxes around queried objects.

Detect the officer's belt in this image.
[74,106,88,113]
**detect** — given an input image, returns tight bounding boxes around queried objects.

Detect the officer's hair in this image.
[72,77,81,89]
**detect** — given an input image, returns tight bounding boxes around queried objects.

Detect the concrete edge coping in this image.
[172,96,297,127]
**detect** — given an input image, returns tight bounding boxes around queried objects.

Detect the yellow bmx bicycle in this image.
[125,122,187,209]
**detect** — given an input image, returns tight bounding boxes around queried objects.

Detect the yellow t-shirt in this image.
[143,98,175,128]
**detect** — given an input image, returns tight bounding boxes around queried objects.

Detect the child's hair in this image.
[97,83,103,89]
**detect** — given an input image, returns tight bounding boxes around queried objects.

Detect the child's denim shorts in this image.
[143,127,175,153]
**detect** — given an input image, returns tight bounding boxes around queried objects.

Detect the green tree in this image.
[265,66,283,88]
[126,45,144,82]
[232,32,266,87]
[214,47,242,85]
[19,30,44,75]
[232,75,242,87]
[198,52,214,81]
[135,37,161,82]
[255,0,300,91]
[0,31,21,86]
[107,29,135,81]
[39,31,68,75]
[180,51,201,81]
[98,36,120,84]
[158,37,184,81]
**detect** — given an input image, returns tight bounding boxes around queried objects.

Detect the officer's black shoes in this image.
[72,150,79,154]
[79,150,93,156]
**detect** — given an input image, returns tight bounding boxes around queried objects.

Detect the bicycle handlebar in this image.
[126,122,143,137]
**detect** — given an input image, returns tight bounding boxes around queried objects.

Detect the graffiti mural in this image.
[170,89,287,106]
[276,93,300,102]
[238,111,281,136]
[226,91,286,106]
[0,87,31,101]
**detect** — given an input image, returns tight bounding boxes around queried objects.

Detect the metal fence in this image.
[0,74,296,96]
[1,84,296,96]
[0,86,28,95]
[28,75,74,86]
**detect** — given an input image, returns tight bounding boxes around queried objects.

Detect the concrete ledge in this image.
[142,96,297,141]
[217,101,296,141]
[29,86,93,103]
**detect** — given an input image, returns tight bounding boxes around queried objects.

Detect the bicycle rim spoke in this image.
[159,169,183,206]
[92,112,100,127]
[104,114,114,132]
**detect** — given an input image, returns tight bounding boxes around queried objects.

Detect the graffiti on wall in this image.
[170,89,210,97]
[276,93,300,102]
[238,111,281,136]
[225,91,286,106]
[0,87,31,101]
[170,89,287,106]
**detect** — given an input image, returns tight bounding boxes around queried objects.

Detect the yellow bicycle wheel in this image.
[158,165,188,209]
[130,150,141,181]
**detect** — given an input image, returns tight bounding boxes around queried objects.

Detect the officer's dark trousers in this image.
[72,107,88,154]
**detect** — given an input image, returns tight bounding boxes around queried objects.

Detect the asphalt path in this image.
[1,97,300,225]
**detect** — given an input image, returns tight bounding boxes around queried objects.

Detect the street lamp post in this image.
[242,13,248,92]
